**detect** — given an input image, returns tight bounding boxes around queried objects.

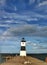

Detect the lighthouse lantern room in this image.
[20,38,26,56]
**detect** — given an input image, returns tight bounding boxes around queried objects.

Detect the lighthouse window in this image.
[21,46,26,50]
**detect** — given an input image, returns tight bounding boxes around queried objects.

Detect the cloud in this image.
[0,11,41,26]
[0,8,47,25]
[38,1,47,7]
[26,18,38,21]
[0,0,6,10]
[13,6,17,11]
[0,24,10,27]
[0,0,6,5]
[0,19,27,26]
[29,0,35,5]
[2,24,37,36]
[0,11,47,27]
[1,24,47,38]
[0,29,4,35]
[5,20,27,24]
[27,41,47,49]
[0,12,39,24]
[34,0,47,15]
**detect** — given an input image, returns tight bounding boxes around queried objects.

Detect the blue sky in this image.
[0,0,47,53]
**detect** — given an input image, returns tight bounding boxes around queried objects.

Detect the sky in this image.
[0,0,47,54]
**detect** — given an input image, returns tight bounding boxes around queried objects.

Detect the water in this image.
[0,55,6,64]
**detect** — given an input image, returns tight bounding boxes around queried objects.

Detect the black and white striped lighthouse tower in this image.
[20,38,26,56]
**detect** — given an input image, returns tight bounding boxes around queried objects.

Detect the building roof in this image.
[21,38,26,42]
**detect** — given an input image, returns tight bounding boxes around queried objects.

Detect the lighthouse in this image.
[20,38,26,56]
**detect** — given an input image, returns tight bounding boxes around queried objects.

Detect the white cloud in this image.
[0,10,47,24]
[38,1,47,7]
[29,0,35,5]
[0,11,41,24]
[14,6,17,11]
[0,24,10,27]
[0,24,47,38]
[5,20,13,23]
[27,41,47,49]
[10,20,27,24]
[27,18,38,21]
[0,29,4,34]
[0,0,6,6]
[37,0,41,3]
[45,10,47,13]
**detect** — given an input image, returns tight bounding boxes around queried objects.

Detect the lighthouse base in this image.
[20,51,26,56]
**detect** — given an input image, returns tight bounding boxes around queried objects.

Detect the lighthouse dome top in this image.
[21,38,26,42]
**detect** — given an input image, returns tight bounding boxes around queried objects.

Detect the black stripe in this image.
[21,46,26,50]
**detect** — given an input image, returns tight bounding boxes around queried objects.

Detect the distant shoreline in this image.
[0,53,47,61]
[0,53,47,54]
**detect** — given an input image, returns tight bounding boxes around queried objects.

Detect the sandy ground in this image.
[1,56,47,65]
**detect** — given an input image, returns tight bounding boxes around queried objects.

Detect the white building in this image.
[20,38,26,56]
